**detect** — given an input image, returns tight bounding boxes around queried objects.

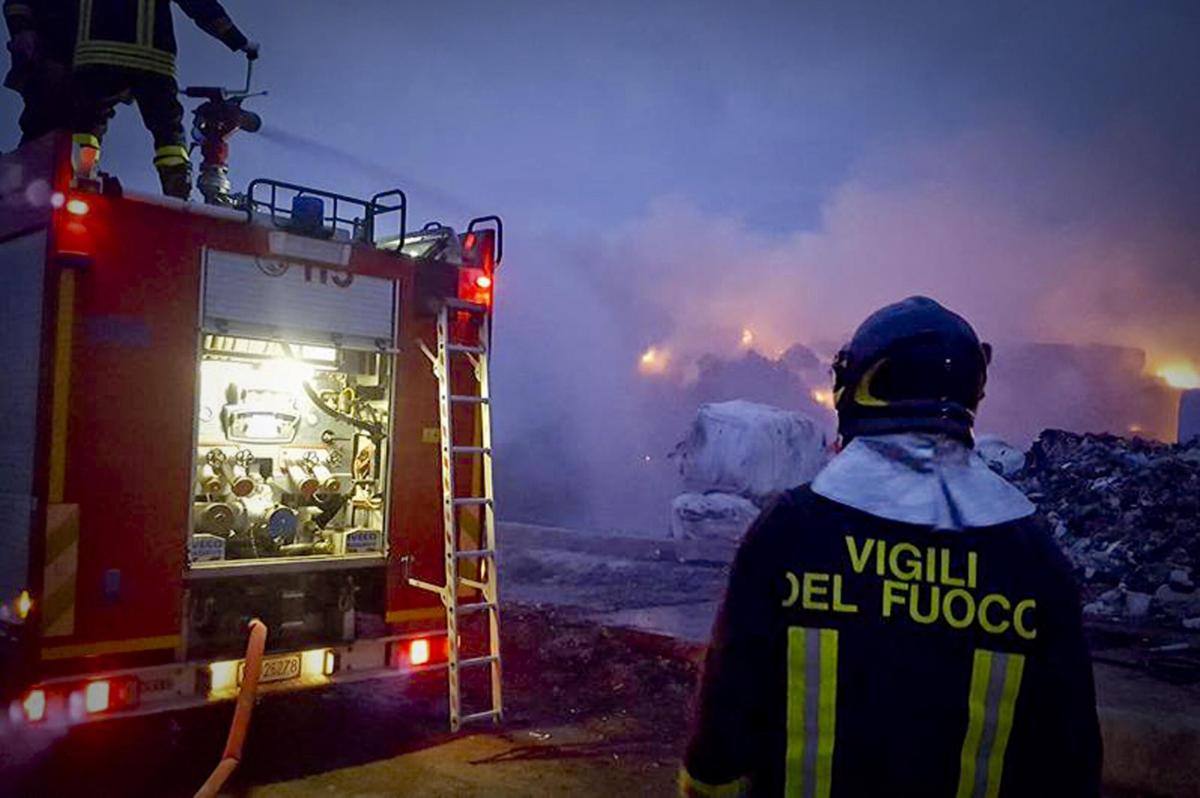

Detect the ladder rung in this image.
[408,578,445,596]
[451,446,492,455]
[459,708,501,725]
[453,496,493,507]
[450,394,489,404]
[445,299,488,314]
[456,548,495,559]
[458,654,499,668]
[446,343,486,354]
[456,601,497,615]
[459,578,488,591]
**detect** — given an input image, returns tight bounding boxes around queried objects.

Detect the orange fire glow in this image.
[1156,361,1200,390]
[740,327,755,348]
[638,346,670,375]
[811,388,835,410]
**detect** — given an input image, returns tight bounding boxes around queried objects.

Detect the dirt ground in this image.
[0,606,698,798]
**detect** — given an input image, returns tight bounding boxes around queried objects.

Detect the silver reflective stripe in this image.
[956,649,1026,798]
[786,627,838,798]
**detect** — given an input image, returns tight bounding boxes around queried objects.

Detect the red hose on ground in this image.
[194,618,268,798]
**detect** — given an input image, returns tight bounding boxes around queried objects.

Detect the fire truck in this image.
[0,127,503,735]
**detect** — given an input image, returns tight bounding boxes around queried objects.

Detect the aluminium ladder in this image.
[411,299,502,732]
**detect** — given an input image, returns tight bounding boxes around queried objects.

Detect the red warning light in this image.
[475,274,493,290]
[409,638,431,666]
[85,681,110,714]
[22,689,46,723]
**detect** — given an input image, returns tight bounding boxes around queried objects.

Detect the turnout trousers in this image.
[71,64,191,198]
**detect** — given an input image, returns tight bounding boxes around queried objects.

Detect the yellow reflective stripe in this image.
[72,132,101,150]
[385,606,443,623]
[140,0,156,47]
[956,650,992,798]
[815,628,838,798]
[48,269,75,502]
[41,504,79,637]
[983,655,1025,798]
[676,768,748,798]
[74,44,176,77]
[957,649,1026,798]
[154,145,190,167]
[77,0,92,44]
[786,626,839,798]
[6,3,33,18]
[41,634,181,661]
[785,627,808,797]
[76,40,176,67]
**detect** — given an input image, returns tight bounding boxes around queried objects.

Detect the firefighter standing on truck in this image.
[71,0,257,199]
[680,296,1101,797]
[3,0,76,143]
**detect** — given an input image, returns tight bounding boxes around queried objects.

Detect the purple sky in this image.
[5,1,1198,531]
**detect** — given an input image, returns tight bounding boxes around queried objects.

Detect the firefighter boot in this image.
[71,134,103,192]
[158,163,193,201]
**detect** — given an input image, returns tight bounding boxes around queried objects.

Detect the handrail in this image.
[194,618,268,798]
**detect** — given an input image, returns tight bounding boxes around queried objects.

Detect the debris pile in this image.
[1012,429,1200,629]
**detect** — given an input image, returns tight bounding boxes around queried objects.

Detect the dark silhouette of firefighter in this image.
[681,296,1101,797]
[70,0,257,199]
[3,0,76,143]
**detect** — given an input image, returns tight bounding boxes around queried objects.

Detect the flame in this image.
[811,388,835,410]
[740,327,755,348]
[638,346,669,375]
[1156,361,1200,390]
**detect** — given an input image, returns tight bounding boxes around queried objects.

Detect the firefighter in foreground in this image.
[3,0,75,142]
[681,296,1101,797]
[70,0,257,199]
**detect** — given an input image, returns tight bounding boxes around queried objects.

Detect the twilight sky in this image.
[5,1,1198,529]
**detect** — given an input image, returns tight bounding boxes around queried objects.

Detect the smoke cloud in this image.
[493,117,1200,533]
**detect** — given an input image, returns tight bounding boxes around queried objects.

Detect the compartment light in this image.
[65,198,90,216]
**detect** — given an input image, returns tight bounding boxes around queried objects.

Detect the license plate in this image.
[240,653,301,685]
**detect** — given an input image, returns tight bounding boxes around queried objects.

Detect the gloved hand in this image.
[242,41,260,61]
[8,31,39,63]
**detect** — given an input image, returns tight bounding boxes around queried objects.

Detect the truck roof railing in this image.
[245,178,407,250]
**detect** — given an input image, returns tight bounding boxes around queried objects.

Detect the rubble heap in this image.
[1012,429,1200,629]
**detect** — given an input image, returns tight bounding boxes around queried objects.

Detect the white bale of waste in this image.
[674,400,828,502]
[975,435,1026,477]
[1179,389,1200,445]
[670,492,760,542]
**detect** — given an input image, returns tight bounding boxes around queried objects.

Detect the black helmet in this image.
[832,296,991,445]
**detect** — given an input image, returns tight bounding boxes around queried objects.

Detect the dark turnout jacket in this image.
[75,0,247,77]
[682,485,1102,797]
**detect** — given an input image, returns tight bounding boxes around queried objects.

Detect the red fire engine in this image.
[0,132,503,734]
